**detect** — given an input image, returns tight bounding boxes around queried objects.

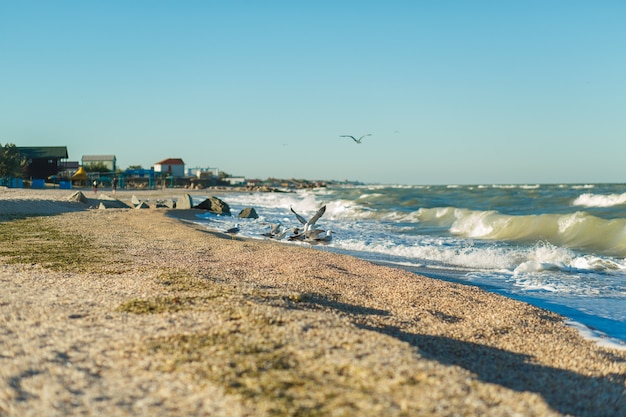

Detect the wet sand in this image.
[1,188,625,416]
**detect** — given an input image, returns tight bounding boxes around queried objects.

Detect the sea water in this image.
[189,183,626,349]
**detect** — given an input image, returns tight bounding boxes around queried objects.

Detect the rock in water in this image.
[238,207,259,219]
[195,196,231,216]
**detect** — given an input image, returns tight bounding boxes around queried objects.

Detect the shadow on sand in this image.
[300,293,626,417]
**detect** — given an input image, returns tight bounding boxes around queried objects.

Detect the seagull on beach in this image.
[224,224,240,239]
[313,230,333,244]
[340,134,371,144]
[270,227,295,240]
[261,222,282,238]
[262,224,295,240]
[288,228,323,242]
[289,228,333,245]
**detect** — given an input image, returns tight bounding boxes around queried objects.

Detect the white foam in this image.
[572,192,626,208]
[191,186,626,345]
[564,320,626,351]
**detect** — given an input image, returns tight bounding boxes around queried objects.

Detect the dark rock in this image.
[97,195,131,209]
[238,207,259,219]
[195,196,231,216]
[98,201,131,209]
[156,199,176,209]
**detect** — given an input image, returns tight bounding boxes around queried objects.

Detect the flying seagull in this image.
[290,205,326,233]
[340,134,371,144]
[289,206,326,241]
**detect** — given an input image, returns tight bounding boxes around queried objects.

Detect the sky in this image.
[1,1,625,185]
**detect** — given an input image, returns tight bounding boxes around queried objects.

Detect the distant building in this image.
[186,167,220,178]
[224,176,246,186]
[154,158,185,178]
[82,155,117,171]
[59,161,80,178]
[17,146,69,179]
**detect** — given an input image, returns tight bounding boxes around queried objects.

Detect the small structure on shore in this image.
[154,158,185,178]
[17,146,69,180]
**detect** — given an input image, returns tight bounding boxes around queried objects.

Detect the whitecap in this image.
[572,192,626,208]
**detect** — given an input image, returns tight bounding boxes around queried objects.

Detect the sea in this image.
[188,183,626,350]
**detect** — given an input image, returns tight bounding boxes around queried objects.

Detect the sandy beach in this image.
[1,188,625,416]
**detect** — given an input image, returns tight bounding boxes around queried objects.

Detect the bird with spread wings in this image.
[340,134,371,144]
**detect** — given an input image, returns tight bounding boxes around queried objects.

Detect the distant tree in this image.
[0,143,24,178]
[127,165,143,170]
[83,163,111,173]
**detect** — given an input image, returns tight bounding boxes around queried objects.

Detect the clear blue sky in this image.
[1,1,624,185]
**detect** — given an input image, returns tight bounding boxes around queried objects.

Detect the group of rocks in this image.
[67,191,259,219]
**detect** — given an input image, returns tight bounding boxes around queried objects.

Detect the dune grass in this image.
[0,217,113,272]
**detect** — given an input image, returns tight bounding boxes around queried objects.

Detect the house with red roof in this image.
[154,158,185,178]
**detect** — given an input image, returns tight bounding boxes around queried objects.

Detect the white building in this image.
[224,177,246,186]
[186,167,220,178]
[154,158,185,178]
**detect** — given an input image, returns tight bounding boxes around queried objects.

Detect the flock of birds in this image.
[224,205,332,244]
[285,205,332,243]
[223,133,369,241]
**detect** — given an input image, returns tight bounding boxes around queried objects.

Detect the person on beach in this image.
[93,180,98,194]
[112,177,118,194]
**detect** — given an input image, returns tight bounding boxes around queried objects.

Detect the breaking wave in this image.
[414,207,626,257]
[573,192,626,208]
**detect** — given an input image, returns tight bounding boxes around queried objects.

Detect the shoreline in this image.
[2,186,625,350]
[163,195,626,351]
[2,188,626,415]
[366,257,626,352]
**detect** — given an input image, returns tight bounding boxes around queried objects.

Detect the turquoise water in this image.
[191,183,626,348]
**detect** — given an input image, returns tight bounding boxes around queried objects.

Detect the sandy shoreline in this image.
[1,188,625,416]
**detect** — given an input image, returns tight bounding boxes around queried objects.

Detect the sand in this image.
[1,187,625,416]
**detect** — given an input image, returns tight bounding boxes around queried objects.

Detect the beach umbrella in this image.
[71,166,88,186]
[71,166,87,180]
